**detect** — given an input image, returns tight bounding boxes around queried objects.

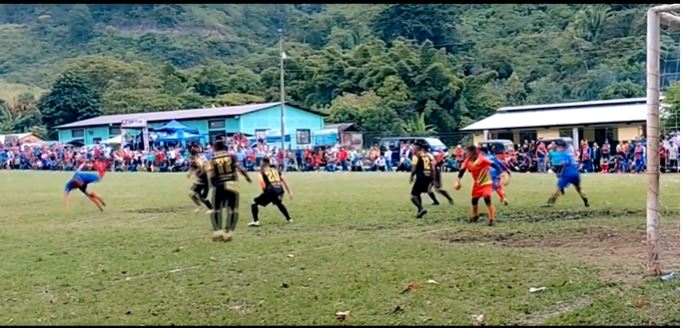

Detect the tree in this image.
[193,63,231,98]
[67,5,95,44]
[663,81,680,131]
[0,93,43,133]
[153,5,181,27]
[401,112,437,135]
[599,80,644,99]
[0,100,29,133]
[573,5,611,43]
[39,73,102,129]
[61,56,148,93]
[211,93,265,106]
[371,4,458,48]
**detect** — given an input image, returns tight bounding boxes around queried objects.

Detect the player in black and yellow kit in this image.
[188,143,212,213]
[409,141,436,219]
[205,138,252,242]
[248,157,293,227]
[426,147,454,206]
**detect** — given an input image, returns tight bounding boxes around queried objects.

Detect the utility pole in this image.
[278,28,287,171]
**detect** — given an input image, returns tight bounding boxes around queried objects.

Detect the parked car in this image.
[378,137,448,165]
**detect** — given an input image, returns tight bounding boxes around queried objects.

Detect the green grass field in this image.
[0,171,679,325]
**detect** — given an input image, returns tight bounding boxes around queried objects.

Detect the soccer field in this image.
[0,171,679,325]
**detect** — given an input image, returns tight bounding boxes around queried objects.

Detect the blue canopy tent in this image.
[154,130,203,144]
[150,120,199,135]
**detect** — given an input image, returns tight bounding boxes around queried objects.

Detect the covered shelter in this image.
[0,132,45,145]
[324,123,364,149]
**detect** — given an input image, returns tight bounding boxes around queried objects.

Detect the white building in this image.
[461,97,650,148]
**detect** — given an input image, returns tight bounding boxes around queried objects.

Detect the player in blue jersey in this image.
[64,160,108,211]
[481,146,511,205]
[543,141,589,207]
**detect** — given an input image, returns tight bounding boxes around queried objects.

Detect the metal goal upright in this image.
[645,3,679,275]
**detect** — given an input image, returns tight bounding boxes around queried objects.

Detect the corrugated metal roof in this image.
[462,99,648,131]
[498,97,647,112]
[55,102,325,129]
[325,123,365,132]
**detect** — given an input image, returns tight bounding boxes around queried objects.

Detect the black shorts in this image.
[77,184,89,194]
[212,182,239,210]
[69,178,89,194]
[433,169,443,189]
[411,177,432,196]
[254,189,284,207]
[190,182,209,198]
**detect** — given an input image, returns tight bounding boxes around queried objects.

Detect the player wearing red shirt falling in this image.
[454,145,505,226]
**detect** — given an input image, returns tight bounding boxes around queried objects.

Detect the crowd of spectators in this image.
[1,132,679,174]
[503,132,680,174]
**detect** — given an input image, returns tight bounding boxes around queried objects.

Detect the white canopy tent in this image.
[101,134,123,145]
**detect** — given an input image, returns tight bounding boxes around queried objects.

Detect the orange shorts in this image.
[471,184,493,199]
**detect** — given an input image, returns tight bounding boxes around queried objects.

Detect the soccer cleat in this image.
[431,201,440,206]
[205,209,213,215]
[286,219,293,223]
[248,221,261,227]
[211,231,223,242]
[503,199,509,206]
[583,198,590,208]
[194,207,203,213]
[488,220,495,226]
[448,199,454,205]
[470,215,479,223]
[416,209,428,219]
[560,188,565,195]
[221,231,233,242]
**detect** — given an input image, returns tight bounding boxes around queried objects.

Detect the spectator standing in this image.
[580,140,593,173]
[338,147,349,171]
[383,147,393,172]
[536,140,547,173]
[592,142,601,173]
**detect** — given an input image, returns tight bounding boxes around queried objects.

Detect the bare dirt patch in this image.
[427,222,680,283]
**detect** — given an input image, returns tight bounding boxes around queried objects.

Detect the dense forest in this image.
[0,4,678,138]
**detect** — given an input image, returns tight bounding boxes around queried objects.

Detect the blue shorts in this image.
[492,177,501,190]
[557,174,580,190]
[65,173,100,193]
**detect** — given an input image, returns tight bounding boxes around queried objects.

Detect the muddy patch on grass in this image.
[493,208,678,223]
[427,223,680,282]
[430,226,643,248]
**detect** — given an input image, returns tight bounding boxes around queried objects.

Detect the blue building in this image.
[54,102,327,149]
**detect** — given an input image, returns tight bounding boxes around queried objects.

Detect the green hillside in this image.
[0,4,678,137]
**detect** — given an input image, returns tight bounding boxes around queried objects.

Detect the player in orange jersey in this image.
[454,145,505,226]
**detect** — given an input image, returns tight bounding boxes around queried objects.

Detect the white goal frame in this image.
[645,4,680,275]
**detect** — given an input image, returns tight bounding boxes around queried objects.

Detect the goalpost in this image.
[645,4,680,275]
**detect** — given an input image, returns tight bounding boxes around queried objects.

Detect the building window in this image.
[296,129,311,144]
[559,128,573,138]
[72,129,84,138]
[255,129,268,141]
[209,119,225,129]
[109,126,121,136]
[209,131,226,143]
[519,130,537,142]
[496,132,514,141]
[594,127,614,143]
